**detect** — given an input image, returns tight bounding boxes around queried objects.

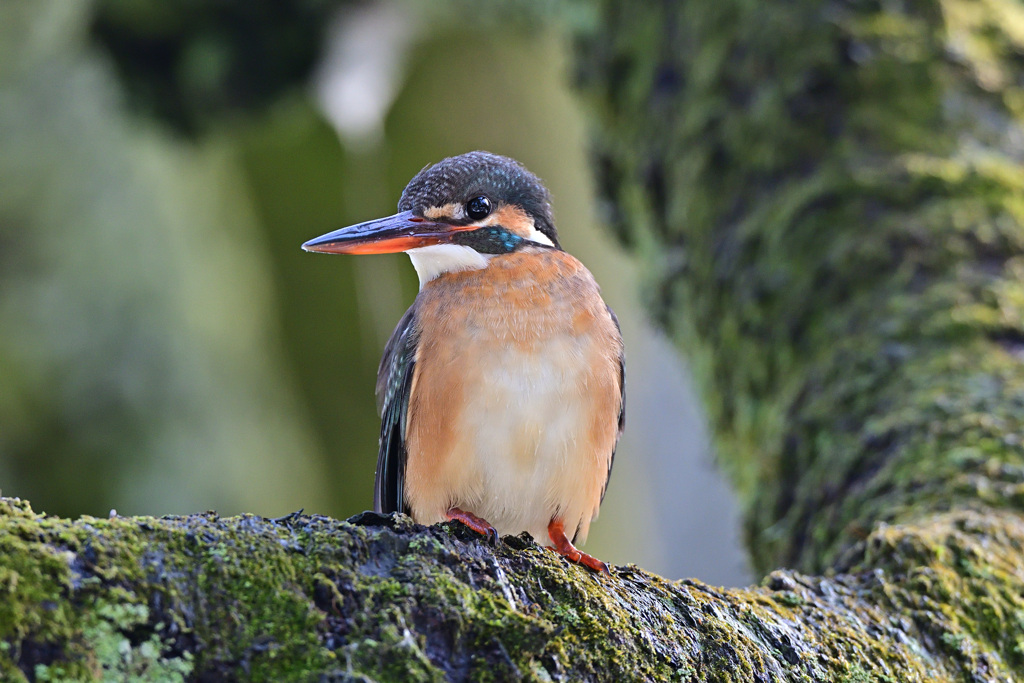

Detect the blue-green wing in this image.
[374,305,420,514]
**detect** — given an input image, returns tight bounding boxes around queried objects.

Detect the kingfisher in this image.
[302,151,624,573]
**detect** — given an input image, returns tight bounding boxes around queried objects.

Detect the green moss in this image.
[34,603,193,683]
[573,0,1024,676]
[773,592,803,608]
[5,497,1024,678]
[577,0,1024,579]
[0,502,198,681]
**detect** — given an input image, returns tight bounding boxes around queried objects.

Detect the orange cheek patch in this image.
[487,205,535,239]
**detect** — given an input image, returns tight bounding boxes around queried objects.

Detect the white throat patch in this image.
[406,244,491,289]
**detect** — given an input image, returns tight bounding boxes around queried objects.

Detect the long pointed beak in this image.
[302,210,473,255]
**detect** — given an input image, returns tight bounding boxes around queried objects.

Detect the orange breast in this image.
[402,247,623,544]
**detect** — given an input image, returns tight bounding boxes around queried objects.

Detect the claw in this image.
[446,507,500,545]
[548,519,610,574]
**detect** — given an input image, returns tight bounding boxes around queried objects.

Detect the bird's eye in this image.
[466,196,491,221]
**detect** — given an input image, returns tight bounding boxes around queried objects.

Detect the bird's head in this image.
[302,151,560,286]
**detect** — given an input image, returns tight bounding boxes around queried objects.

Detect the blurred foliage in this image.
[87,0,597,138]
[0,1,329,518]
[236,103,387,513]
[90,0,345,136]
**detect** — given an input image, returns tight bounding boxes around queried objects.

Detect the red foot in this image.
[446,507,499,544]
[548,520,610,574]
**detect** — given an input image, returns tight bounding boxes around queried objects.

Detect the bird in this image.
[302,151,624,573]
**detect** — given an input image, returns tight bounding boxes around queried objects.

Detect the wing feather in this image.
[374,304,420,514]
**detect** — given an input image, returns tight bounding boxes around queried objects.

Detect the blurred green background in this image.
[0,0,748,584]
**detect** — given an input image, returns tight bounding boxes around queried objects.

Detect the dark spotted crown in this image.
[398,151,560,248]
